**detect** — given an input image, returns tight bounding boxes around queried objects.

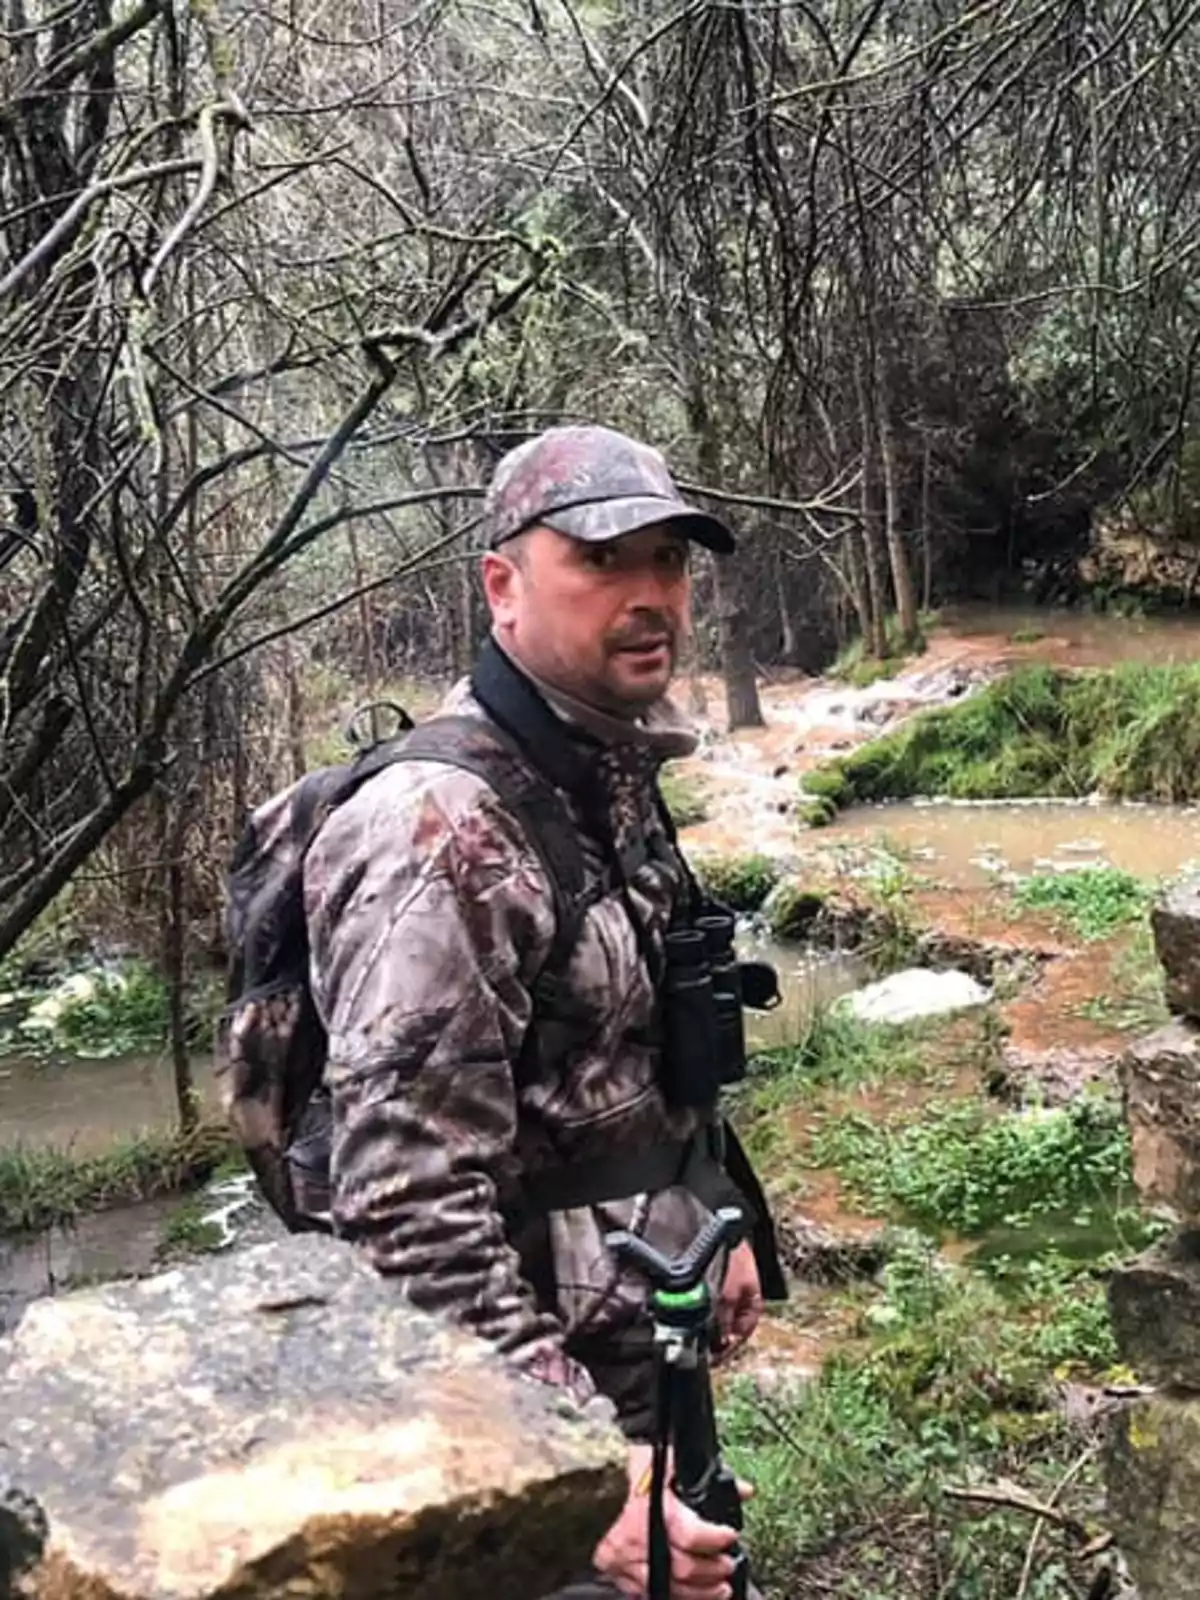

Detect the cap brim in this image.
[543,496,736,555]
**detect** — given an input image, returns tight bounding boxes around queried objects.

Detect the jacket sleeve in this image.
[304,763,599,1407]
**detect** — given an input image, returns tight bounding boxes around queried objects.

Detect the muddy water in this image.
[814,797,1200,890]
[738,936,867,1051]
[942,600,1200,667]
[0,1050,218,1155]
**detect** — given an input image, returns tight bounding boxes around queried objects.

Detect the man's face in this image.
[481,522,693,714]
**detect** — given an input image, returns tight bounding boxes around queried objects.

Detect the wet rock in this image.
[777,1215,891,1284]
[837,967,991,1026]
[1109,1231,1200,1385]
[1150,879,1200,1020]
[0,1235,625,1600]
[1120,1020,1200,1221]
[1107,1390,1200,1600]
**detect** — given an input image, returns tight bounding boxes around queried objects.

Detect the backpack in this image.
[214,703,594,1235]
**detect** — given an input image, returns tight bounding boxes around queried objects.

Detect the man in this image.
[303,425,776,1599]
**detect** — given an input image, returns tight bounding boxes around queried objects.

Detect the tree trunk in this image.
[877,355,919,649]
[856,359,890,658]
[347,522,377,687]
[158,784,198,1136]
[776,545,799,663]
[686,381,764,729]
[842,524,873,643]
[455,550,475,679]
[920,432,933,612]
[282,639,306,783]
[712,555,764,729]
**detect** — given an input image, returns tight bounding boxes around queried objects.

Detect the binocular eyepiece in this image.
[658,907,779,1112]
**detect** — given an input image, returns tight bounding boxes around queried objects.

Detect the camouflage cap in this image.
[484,425,735,554]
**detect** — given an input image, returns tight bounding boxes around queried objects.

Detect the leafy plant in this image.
[811,1095,1132,1236]
[1011,867,1154,942]
[158,1195,226,1258]
[718,1235,1110,1598]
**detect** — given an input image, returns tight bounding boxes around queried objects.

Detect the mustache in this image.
[606,615,677,650]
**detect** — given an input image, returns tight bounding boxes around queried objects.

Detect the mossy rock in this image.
[763,882,827,940]
[797,796,837,828]
[696,853,780,913]
[800,767,851,805]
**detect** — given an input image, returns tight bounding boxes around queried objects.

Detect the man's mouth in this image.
[616,637,671,655]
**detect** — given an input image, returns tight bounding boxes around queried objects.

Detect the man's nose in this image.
[622,564,684,613]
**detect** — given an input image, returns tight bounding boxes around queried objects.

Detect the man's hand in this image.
[593,1445,750,1600]
[712,1240,762,1367]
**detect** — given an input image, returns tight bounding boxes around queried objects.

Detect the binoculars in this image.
[658,906,780,1111]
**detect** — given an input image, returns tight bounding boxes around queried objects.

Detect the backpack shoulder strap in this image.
[381,716,592,997]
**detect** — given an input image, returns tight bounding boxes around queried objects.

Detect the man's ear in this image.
[481,549,520,624]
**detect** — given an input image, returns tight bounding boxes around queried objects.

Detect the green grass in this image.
[0,1122,237,1235]
[1072,922,1168,1031]
[659,766,710,827]
[805,661,1200,813]
[157,1193,227,1257]
[1011,866,1154,942]
[762,883,826,940]
[720,1236,1120,1597]
[733,1010,932,1171]
[720,997,1162,1597]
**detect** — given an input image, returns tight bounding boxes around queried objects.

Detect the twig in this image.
[943,1475,1091,1542]
[1016,1445,1100,1600]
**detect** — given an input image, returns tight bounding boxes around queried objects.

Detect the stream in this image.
[806,796,1200,888]
[5,603,1200,1321]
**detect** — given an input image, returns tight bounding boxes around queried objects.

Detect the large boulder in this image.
[1120,1019,1200,1221]
[1109,1231,1200,1386]
[0,1236,626,1600]
[1151,879,1200,1021]
[1108,1391,1200,1599]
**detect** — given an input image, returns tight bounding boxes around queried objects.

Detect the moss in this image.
[805,662,1200,815]
[659,767,710,827]
[798,799,835,828]
[764,883,826,940]
[696,853,780,912]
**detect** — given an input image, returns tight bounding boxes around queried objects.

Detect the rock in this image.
[837,967,991,1027]
[0,1236,625,1600]
[1109,1232,1200,1387]
[1150,879,1200,1019]
[1120,1020,1200,1221]
[997,1041,1120,1106]
[777,1214,891,1284]
[760,881,825,941]
[1107,1390,1200,1600]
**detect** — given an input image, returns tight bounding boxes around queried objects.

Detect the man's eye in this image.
[657,544,688,571]
[584,544,619,569]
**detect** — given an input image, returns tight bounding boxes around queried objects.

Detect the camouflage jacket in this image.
[302,654,721,1437]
